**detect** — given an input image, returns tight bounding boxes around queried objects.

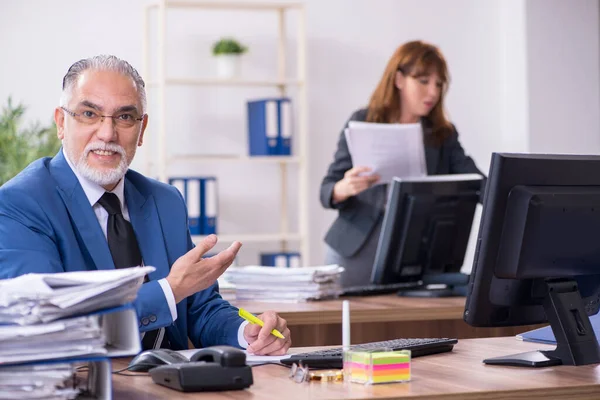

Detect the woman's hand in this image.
[332,166,380,203]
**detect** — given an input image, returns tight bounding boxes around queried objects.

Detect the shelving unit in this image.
[142,0,309,264]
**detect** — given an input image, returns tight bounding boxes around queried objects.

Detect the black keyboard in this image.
[281,338,457,369]
[340,282,419,297]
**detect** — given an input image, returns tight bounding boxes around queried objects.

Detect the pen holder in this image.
[343,348,411,384]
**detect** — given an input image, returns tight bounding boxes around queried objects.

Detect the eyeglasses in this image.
[61,106,144,129]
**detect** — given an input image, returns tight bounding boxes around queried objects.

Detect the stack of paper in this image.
[0,266,154,325]
[0,315,105,365]
[0,362,79,400]
[223,265,344,302]
[0,267,152,399]
[0,358,111,400]
[344,121,427,183]
[217,275,237,301]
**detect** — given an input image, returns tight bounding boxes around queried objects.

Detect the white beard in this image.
[73,142,129,186]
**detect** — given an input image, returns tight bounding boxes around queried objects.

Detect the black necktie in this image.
[97,192,169,350]
[97,192,142,269]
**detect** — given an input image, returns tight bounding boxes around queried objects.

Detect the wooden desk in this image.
[112,337,600,399]
[232,296,544,347]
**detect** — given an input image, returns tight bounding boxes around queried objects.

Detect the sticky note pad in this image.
[343,349,411,384]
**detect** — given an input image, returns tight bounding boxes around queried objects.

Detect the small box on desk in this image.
[343,349,411,384]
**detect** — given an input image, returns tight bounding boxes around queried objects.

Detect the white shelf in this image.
[148,78,304,87]
[148,1,303,11]
[169,154,302,163]
[192,233,302,243]
[144,1,309,264]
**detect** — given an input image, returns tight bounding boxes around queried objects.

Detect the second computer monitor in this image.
[371,174,483,296]
[464,153,600,367]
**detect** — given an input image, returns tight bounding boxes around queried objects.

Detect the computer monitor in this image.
[371,174,483,297]
[464,153,600,367]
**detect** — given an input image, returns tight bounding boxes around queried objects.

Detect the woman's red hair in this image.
[366,40,452,145]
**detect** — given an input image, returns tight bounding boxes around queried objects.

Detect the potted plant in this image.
[212,37,248,79]
[0,98,61,186]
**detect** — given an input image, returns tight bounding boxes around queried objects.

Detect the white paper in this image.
[244,353,292,365]
[222,265,343,302]
[0,359,109,400]
[0,363,78,400]
[345,121,427,184]
[0,266,154,325]
[177,349,291,366]
[0,314,106,364]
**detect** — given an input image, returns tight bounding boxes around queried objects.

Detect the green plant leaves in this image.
[212,38,248,55]
[0,98,61,186]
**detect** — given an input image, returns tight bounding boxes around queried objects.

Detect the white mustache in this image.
[85,142,125,157]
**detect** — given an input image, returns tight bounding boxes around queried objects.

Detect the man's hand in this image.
[332,166,380,203]
[243,311,291,356]
[166,235,241,303]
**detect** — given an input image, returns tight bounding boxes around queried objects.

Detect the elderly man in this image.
[0,55,291,356]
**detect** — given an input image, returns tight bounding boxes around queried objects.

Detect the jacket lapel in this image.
[424,146,440,175]
[50,150,115,270]
[421,118,440,174]
[125,178,169,282]
[125,177,184,344]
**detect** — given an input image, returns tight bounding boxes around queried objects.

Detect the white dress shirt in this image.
[63,151,248,348]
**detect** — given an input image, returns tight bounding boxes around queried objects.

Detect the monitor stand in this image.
[484,278,600,367]
[397,273,469,298]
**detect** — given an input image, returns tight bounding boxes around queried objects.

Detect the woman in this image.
[320,40,483,288]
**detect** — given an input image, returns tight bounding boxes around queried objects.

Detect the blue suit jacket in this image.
[0,150,243,350]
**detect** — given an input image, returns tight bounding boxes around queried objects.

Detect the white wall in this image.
[526,0,600,154]
[0,0,598,266]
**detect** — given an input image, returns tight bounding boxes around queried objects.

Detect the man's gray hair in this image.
[60,55,147,113]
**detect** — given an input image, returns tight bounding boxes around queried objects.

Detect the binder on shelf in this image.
[278,98,293,156]
[169,178,186,199]
[200,177,218,235]
[187,179,202,236]
[169,177,218,235]
[247,97,293,156]
[260,252,301,268]
[289,253,301,268]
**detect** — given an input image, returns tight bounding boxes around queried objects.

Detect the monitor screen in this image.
[464,153,600,367]
[371,174,483,297]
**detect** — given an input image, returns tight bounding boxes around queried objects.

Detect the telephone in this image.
[149,346,253,392]
[189,345,247,366]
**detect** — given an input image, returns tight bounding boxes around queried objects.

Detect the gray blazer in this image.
[320,108,484,258]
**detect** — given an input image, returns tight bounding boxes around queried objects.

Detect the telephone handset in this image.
[150,346,253,392]
[189,345,247,367]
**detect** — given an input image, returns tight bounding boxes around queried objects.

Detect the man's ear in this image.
[54,107,65,140]
[138,114,148,146]
[395,71,405,90]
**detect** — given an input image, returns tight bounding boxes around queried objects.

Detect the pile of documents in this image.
[0,267,152,399]
[344,121,427,183]
[0,362,82,400]
[0,266,152,325]
[223,265,344,302]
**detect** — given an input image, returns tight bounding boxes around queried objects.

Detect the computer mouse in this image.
[128,349,189,372]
